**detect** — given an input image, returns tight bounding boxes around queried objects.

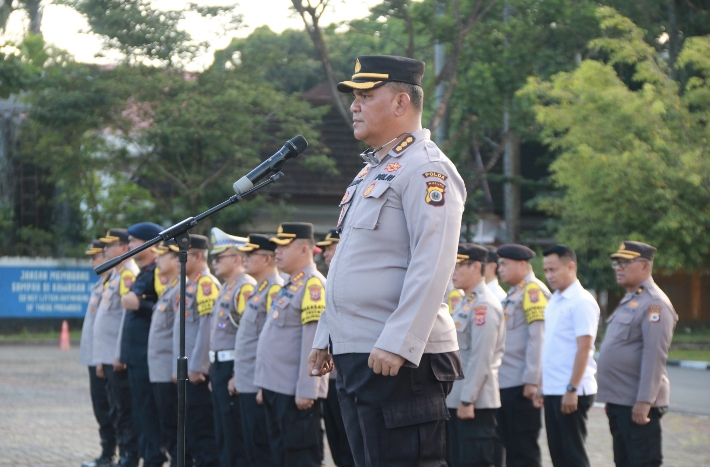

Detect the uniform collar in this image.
[367,128,431,165]
[558,279,583,300]
[287,263,317,284]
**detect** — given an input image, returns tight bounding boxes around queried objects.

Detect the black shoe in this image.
[117,453,139,467]
[81,455,115,467]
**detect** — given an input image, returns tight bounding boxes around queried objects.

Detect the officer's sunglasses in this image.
[611,258,646,269]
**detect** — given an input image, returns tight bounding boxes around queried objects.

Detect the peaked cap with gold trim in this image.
[610,241,656,261]
[338,55,425,93]
[270,222,314,246]
[316,229,340,247]
[85,240,106,256]
[99,228,129,244]
[238,234,277,253]
[456,243,489,264]
[152,239,180,255]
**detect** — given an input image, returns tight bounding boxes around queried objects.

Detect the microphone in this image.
[233,136,308,194]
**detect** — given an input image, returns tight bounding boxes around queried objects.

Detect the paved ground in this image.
[0,345,708,467]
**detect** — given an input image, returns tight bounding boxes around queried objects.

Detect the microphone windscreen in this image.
[289,135,308,154]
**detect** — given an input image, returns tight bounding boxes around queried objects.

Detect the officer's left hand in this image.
[632,402,652,425]
[368,348,406,376]
[523,383,537,400]
[295,396,315,410]
[457,403,475,420]
[308,349,334,377]
[189,371,206,385]
[113,358,127,372]
[561,391,578,414]
[121,292,140,311]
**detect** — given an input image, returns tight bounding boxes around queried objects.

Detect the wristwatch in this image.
[566,384,577,393]
[461,401,472,407]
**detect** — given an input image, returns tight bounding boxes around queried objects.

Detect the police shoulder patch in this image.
[422,171,448,181]
[119,269,135,296]
[647,305,662,323]
[447,289,463,315]
[196,275,220,317]
[236,283,255,315]
[301,276,325,325]
[522,282,547,324]
[425,181,446,206]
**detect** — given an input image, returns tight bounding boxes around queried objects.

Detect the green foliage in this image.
[520,7,710,274]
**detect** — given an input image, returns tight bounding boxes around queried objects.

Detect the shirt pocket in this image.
[352,182,390,230]
[610,312,634,340]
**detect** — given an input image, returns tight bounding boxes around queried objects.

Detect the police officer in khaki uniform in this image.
[309,55,465,467]
[207,228,255,467]
[147,240,182,467]
[315,229,354,467]
[254,223,328,467]
[495,244,550,467]
[93,229,140,467]
[597,241,677,467]
[171,234,219,467]
[230,234,283,467]
[80,240,116,467]
[447,244,505,467]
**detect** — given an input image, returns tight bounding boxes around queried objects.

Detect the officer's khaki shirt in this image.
[79,277,105,366]
[188,269,221,374]
[171,268,219,377]
[210,272,256,352]
[148,277,179,383]
[255,264,328,399]
[92,260,139,365]
[447,281,505,409]
[234,271,284,393]
[597,277,677,407]
[499,272,550,389]
[313,129,465,365]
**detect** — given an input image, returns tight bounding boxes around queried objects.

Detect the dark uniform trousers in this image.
[322,380,355,467]
[495,385,542,467]
[103,365,139,458]
[446,408,498,467]
[606,403,665,467]
[262,389,323,467]
[153,382,189,467]
[333,352,459,467]
[238,393,276,467]
[209,360,247,467]
[544,394,595,467]
[186,378,219,467]
[127,364,165,467]
[88,366,117,455]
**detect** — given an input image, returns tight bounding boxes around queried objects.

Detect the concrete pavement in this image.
[0,345,708,467]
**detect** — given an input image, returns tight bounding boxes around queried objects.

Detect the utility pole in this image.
[502,2,520,243]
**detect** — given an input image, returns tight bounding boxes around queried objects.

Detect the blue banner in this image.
[0,258,96,318]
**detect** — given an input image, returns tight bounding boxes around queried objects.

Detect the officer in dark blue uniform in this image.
[120,222,166,467]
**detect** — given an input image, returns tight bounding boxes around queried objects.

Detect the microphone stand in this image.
[94,171,285,467]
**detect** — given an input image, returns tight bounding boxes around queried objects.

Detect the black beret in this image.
[485,245,498,263]
[100,228,129,244]
[85,240,105,256]
[497,244,536,261]
[338,55,425,93]
[610,241,656,261]
[127,222,163,241]
[238,234,277,253]
[270,222,314,246]
[189,234,209,250]
[456,243,489,263]
[316,229,340,247]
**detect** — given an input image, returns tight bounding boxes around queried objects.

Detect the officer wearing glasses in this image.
[597,241,677,467]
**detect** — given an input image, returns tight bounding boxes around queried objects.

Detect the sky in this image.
[2,0,384,70]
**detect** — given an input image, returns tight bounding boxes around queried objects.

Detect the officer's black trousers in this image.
[127,364,165,467]
[333,353,457,467]
[446,408,498,467]
[209,360,247,467]
[186,378,219,467]
[103,365,139,458]
[544,394,595,467]
[606,403,664,467]
[262,389,322,467]
[153,382,179,467]
[88,366,117,455]
[495,385,542,467]
[322,377,355,467]
[238,392,275,467]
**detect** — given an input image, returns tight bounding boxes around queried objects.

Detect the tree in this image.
[520,7,710,274]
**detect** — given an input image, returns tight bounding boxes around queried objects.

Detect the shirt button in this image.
[409,347,414,353]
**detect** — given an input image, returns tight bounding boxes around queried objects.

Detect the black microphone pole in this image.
[94,171,287,467]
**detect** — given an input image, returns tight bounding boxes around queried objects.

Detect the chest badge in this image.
[385,162,402,172]
[272,310,280,320]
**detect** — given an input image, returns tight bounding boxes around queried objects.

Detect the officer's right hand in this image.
[369,348,405,376]
[189,371,206,385]
[256,389,263,405]
[113,358,127,372]
[308,349,334,377]
[96,364,104,379]
[228,377,238,396]
[295,396,315,411]
[523,383,538,400]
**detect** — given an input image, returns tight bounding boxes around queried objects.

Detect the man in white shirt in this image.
[540,245,600,467]
[484,246,507,303]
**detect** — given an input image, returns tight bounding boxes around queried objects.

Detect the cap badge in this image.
[355,58,362,73]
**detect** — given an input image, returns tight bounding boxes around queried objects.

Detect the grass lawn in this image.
[667,349,710,362]
[0,329,82,341]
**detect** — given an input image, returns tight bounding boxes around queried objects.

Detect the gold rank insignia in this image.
[363,183,376,197]
[425,181,446,206]
[394,136,415,154]
[355,58,362,73]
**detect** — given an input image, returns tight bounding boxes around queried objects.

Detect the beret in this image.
[497,244,536,261]
[127,222,163,241]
